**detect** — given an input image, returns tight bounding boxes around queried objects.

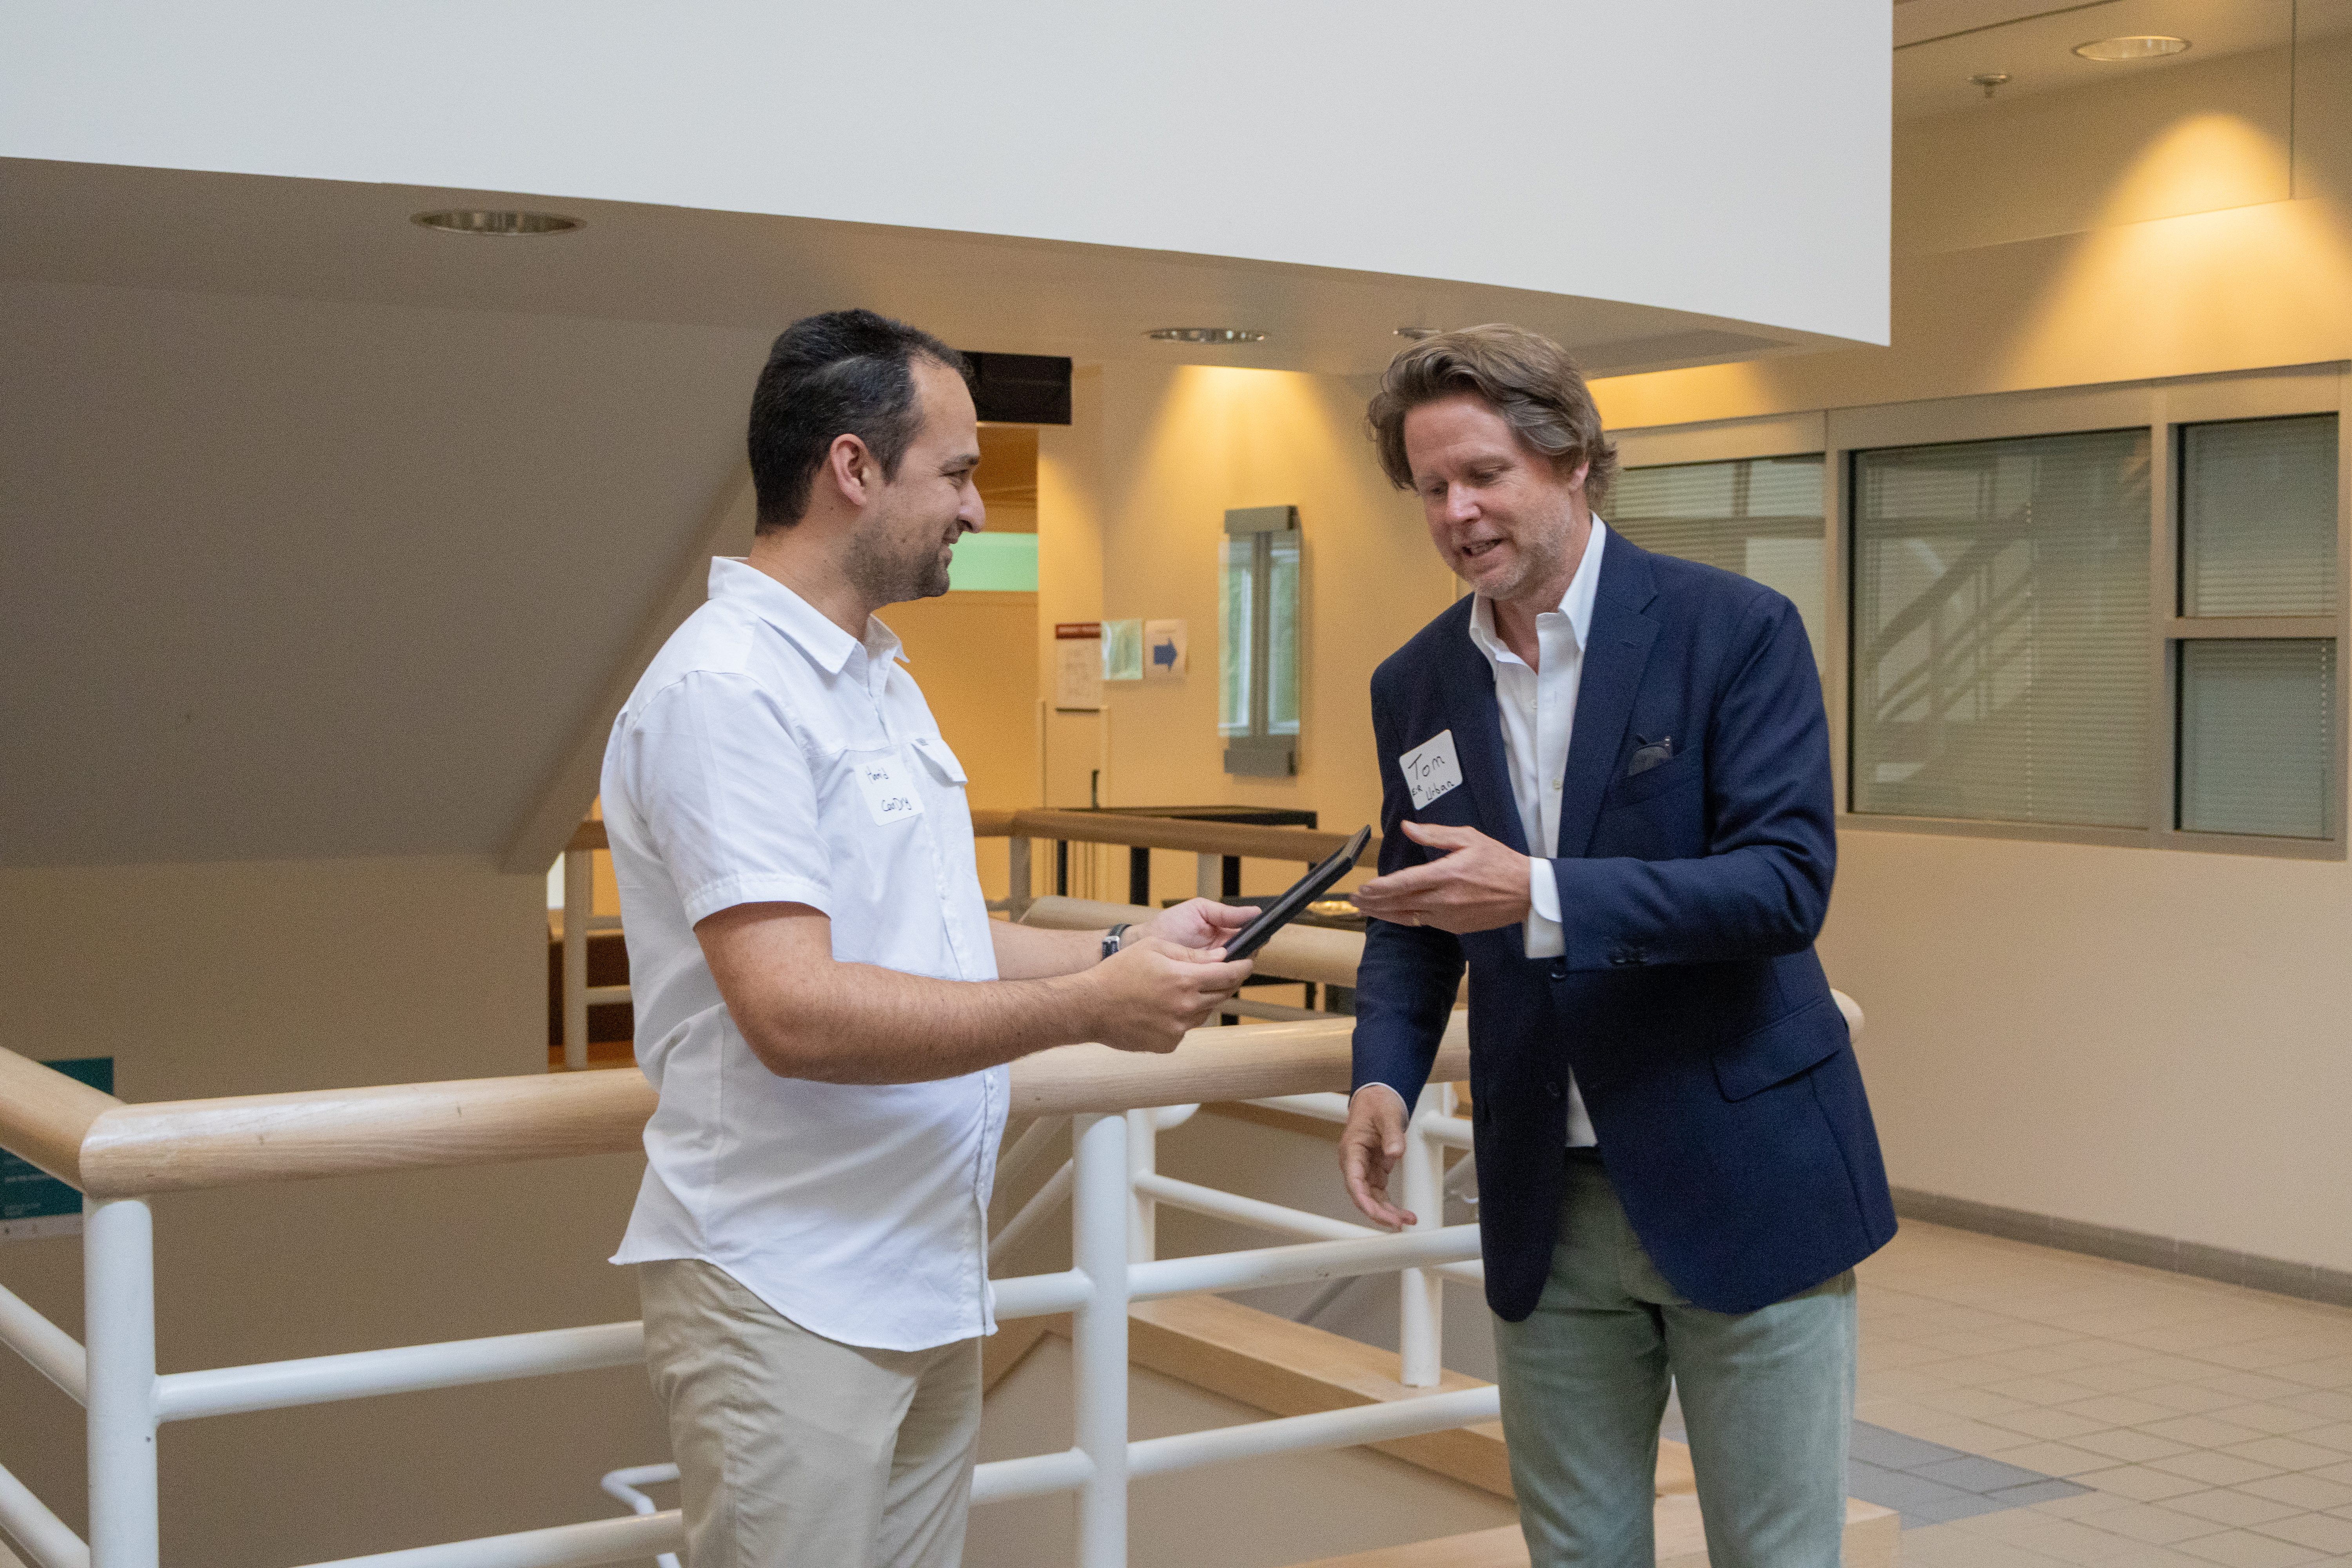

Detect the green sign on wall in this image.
[1,1056,111,1241]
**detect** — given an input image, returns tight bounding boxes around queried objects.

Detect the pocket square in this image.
[1626,736,1674,777]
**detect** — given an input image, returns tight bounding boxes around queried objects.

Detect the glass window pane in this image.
[2181,415,2337,617]
[1606,454,1825,664]
[1267,536,1300,736]
[1218,538,1252,737]
[2178,639,2335,838]
[1852,429,2151,828]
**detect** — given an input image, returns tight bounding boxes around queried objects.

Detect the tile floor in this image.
[1854,1221,2352,1565]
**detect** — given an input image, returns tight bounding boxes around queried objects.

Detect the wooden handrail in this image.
[564,819,609,853]
[62,1019,1456,1199]
[969,808,1018,837]
[1022,895,1365,991]
[1007,809,1376,864]
[0,1046,122,1188]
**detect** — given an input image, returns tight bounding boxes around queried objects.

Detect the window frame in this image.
[1611,365,2350,860]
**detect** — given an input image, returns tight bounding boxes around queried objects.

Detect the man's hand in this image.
[1348,820,1535,935]
[1086,937,1253,1055]
[1338,1084,1415,1230]
[1138,896,1259,954]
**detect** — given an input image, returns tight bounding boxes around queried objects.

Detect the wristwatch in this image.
[1100,923,1132,962]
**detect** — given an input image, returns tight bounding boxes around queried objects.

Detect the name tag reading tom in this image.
[853,748,926,826]
[1399,729,1463,810]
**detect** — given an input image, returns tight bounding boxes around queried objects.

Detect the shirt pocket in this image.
[907,733,968,788]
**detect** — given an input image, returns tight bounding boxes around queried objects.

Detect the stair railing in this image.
[0,1013,1504,1568]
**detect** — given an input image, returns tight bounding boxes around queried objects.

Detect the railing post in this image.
[1195,851,1218,900]
[85,1195,158,1568]
[1007,836,1033,917]
[562,847,592,1071]
[1398,1083,1452,1388]
[1070,1112,1129,1568]
[1125,1109,1156,1265]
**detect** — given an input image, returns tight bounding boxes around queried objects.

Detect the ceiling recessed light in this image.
[1395,326,1445,339]
[2073,35,2190,62]
[1145,327,1268,344]
[411,210,586,237]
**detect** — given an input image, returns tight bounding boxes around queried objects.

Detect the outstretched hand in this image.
[1087,936,1252,1055]
[1347,820,1535,935]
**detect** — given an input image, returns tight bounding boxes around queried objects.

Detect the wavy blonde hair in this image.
[1367,324,1617,508]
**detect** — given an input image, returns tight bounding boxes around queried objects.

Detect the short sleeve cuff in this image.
[682,872,834,927]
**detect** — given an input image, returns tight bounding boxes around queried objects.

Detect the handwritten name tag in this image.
[853,748,926,826]
[1398,730,1463,811]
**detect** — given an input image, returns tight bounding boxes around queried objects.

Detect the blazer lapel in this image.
[1556,537,1660,859]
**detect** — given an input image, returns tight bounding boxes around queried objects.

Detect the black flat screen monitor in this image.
[1222,825,1373,962]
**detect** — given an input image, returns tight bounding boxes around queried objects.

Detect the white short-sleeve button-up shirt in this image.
[602,558,1006,1351]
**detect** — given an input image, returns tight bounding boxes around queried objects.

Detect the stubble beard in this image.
[846,519,954,607]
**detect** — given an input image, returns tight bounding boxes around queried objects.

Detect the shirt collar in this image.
[1466,518,1608,666]
[708,557,902,679]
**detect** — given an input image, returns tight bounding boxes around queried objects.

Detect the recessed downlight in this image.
[2073,35,2190,62]
[1395,326,1445,340]
[411,210,586,237]
[1146,327,1268,344]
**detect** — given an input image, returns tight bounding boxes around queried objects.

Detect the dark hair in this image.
[748,310,969,532]
[1366,323,1618,508]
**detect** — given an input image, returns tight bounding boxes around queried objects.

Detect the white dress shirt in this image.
[601,558,1006,1352]
[1465,519,1608,1146]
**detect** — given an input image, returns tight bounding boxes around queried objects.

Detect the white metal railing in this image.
[0,1011,1496,1568]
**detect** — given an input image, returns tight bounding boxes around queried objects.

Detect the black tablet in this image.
[1222,825,1373,961]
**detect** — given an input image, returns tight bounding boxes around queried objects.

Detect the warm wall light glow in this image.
[2095,112,2287,229]
[2002,198,2352,389]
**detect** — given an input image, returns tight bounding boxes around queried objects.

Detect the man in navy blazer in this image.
[1340,325,1894,1568]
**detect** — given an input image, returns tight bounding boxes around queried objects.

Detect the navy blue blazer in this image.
[1352,534,1895,1318]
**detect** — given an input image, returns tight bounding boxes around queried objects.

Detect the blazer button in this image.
[1544,1081,1562,1099]
[1548,959,1568,981]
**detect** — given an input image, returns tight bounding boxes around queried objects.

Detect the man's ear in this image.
[822,433,878,511]
[1564,459,1592,498]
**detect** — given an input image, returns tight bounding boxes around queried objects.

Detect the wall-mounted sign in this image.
[1143,619,1188,680]
[1100,619,1143,682]
[2,1056,111,1241]
[1054,622,1103,710]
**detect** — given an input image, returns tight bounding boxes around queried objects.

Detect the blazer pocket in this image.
[1711,996,1846,1102]
[1604,747,1699,809]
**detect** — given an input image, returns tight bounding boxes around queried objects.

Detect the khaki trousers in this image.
[639,1259,982,1568]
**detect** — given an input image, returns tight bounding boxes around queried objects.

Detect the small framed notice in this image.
[1054,622,1103,711]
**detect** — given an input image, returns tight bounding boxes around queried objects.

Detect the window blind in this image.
[1607,455,1826,664]
[2178,640,2335,839]
[1852,430,2151,828]
[2181,416,2337,617]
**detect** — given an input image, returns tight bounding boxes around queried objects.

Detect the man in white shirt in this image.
[1337,325,1892,1567]
[602,309,1255,1568]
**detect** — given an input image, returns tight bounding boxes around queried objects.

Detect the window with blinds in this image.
[1851,429,2151,828]
[1606,455,1826,664]
[2174,414,2338,839]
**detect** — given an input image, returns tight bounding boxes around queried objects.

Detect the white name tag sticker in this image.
[853,748,926,826]
[1398,729,1463,811]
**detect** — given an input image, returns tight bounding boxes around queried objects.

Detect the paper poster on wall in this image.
[1054,621,1103,710]
[2,1056,111,1241]
[1143,619,1188,680]
[1100,619,1143,681]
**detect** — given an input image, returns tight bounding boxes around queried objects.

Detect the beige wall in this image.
[1040,361,1456,901]
[0,858,662,1565]
[1583,40,2352,1272]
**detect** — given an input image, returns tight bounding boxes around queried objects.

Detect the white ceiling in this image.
[0,158,1849,868]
